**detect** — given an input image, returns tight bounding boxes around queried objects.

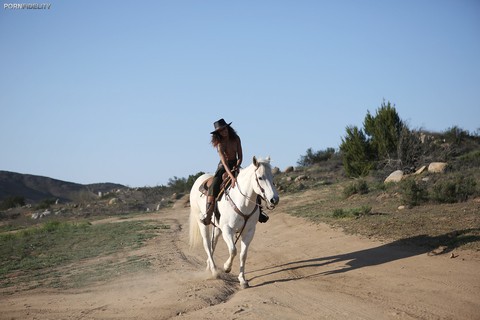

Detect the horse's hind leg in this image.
[211,220,222,255]
[198,224,219,278]
[238,228,255,289]
[221,227,237,274]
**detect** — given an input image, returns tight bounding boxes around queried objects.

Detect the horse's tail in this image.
[189,200,202,249]
[189,173,210,249]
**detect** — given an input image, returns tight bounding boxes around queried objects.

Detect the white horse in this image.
[189,156,279,288]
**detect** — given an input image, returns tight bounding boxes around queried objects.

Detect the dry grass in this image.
[275,164,480,253]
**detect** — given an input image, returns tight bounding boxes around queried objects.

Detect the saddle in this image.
[199,172,269,223]
[198,172,233,200]
[199,172,235,223]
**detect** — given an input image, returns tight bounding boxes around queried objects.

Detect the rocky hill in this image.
[0,171,126,204]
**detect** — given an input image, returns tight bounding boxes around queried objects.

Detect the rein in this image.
[225,190,261,245]
[225,166,271,244]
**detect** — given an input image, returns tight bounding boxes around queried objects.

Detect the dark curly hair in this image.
[211,126,239,147]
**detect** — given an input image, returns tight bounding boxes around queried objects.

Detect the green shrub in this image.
[397,126,424,169]
[43,221,62,232]
[443,126,469,145]
[400,179,427,206]
[35,199,56,210]
[455,150,480,169]
[332,206,372,218]
[0,196,25,210]
[431,175,477,203]
[343,179,369,197]
[167,171,205,194]
[297,147,336,166]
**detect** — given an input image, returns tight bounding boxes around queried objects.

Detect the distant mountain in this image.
[0,171,126,203]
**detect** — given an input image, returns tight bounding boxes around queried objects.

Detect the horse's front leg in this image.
[221,227,237,273]
[238,227,255,289]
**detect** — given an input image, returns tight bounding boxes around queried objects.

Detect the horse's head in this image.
[252,156,280,209]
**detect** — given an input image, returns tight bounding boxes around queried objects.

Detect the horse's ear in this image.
[266,156,271,162]
[253,156,259,167]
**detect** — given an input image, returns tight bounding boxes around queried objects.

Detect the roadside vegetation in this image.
[276,100,479,253]
[0,219,168,290]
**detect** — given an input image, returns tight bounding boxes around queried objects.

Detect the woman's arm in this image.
[236,137,243,168]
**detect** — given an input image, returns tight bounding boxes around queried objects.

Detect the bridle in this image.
[254,169,276,210]
[233,166,276,211]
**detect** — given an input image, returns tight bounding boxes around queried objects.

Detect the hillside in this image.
[0,171,125,204]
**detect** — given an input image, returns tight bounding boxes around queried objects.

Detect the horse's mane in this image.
[240,157,272,175]
[256,157,272,170]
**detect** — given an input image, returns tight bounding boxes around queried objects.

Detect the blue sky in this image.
[1,0,479,187]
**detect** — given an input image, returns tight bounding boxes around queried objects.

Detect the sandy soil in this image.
[1,195,479,320]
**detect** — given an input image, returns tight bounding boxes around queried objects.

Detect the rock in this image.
[272,167,281,175]
[413,165,427,175]
[398,205,406,210]
[295,175,308,182]
[108,198,119,205]
[428,162,447,173]
[32,210,52,219]
[284,166,294,173]
[384,170,404,183]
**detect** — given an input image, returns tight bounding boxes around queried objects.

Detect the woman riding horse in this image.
[202,118,243,225]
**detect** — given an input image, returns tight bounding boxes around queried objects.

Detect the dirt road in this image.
[1,196,479,319]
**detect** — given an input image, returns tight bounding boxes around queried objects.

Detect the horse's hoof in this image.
[224,263,232,273]
[240,281,250,289]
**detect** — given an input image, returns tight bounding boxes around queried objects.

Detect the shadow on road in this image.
[250,229,480,288]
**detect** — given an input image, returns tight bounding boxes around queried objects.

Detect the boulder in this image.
[428,162,447,173]
[284,166,294,173]
[413,165,427,175]
[272,167,281,175]
[384,170,404,183]
[295,175,308,182]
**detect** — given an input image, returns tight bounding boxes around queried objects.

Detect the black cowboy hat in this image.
[210,118,232,134]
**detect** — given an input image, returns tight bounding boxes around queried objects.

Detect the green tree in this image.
[364,100,403,160]
[297,147,336,166]
[340,126,372,177]
[167,172,205,193]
